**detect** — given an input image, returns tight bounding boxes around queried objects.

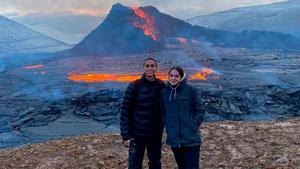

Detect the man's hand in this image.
[123,138,133,148]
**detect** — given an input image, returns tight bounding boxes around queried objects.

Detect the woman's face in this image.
[168,69,182,86]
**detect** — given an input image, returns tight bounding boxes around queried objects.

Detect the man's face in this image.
[143,60,157,77]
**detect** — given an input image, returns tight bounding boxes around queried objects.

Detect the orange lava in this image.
[202,68,213,74]
[131,6,158,41]
[68,72,167,83]
[189,72,206,80]
[189,68,214,81]
[23,64,44,69]
[68,68,218,83]
[176,37,187,44]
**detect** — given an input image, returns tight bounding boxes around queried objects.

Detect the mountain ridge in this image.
[187,0,300,37]
[0,15,70,55]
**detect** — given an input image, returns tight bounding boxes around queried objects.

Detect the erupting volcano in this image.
[71,3,162,56]
[1,2,300,152]
[71,3,300,56]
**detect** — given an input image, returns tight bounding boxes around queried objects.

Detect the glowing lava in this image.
[68,68,219,83]
[23,64,44,69]
[176,37,187,44]
[68,72,167,83]
[131,6,158,41]
[189,68,214,81]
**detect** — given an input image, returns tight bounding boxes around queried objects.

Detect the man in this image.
[120,57,166,169]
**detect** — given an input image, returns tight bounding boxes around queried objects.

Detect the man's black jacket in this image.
[120,74,166,140]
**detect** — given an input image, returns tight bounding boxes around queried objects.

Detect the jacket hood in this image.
[167,73,187,101]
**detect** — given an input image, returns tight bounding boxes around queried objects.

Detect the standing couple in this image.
[120,57,205,169]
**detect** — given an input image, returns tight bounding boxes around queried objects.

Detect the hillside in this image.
[0,15,70,55]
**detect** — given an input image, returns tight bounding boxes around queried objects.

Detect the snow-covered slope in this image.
[12,12,104,45]
[0,15,71,55]
[25,23,85,45]
[187,0,300,37]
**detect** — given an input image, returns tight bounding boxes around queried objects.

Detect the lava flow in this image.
[68,72,167,83]
[131,6,158,41]
[176,37,187,44]
[23,64,44,69]
[189,68,214,80]
[68,68,218,83]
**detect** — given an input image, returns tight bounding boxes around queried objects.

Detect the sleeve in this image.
[120,82,136,141]
[160,91,166,132]
[191,86,205,127]
[161,80,167,89]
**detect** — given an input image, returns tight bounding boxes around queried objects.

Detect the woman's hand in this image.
[123,138,133,148]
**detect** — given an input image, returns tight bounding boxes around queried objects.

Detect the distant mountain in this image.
[72,3,300,56]
[0,15,70,55]
[13,12,104,44]
[187,0,300,37]
[25,23,85,45]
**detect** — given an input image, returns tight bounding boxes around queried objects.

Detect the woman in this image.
[160,66,205,169]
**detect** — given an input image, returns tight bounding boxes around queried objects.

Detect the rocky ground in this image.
[0,118,299,169]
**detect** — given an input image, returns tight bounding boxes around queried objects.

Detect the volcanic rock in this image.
[0,89,122,148]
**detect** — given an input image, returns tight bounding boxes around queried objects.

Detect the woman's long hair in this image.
[168,66,184,78]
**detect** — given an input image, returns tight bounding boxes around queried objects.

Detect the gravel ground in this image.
[0,118,299,169]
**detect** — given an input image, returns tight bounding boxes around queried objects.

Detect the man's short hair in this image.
[143,57,157,67]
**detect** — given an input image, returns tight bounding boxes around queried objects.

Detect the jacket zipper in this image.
[177,101,181,148]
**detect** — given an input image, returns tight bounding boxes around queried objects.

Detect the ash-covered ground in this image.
[0,44,299,148]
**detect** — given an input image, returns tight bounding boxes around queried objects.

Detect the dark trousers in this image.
[171,145,200,169]
[128,137,162,169]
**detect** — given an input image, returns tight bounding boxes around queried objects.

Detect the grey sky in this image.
[0,0,288,19]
